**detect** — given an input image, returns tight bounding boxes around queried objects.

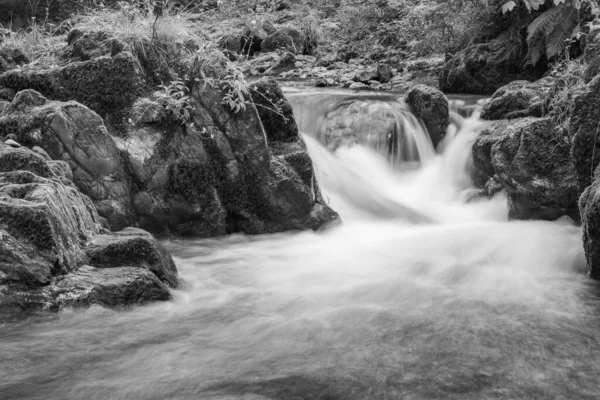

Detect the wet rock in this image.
[439,43,542,95]
[262,26,303,53]
[0,144,177,312]
[85,227,178,288]
[52,265,171,307]
[0,90,133,230]
[480,79,552,120]
[404,84,450,148]
[472,118,579,220]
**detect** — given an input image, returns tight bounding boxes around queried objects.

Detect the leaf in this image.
[527,6,563,41]
[502,1,517,13]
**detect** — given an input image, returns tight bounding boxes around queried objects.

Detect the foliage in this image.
[72,0,207,81]
[158,77,192,123]
[502,0,598,65]
[545,59,587,139]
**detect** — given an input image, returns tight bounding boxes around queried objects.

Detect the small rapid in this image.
[2,88,600,400]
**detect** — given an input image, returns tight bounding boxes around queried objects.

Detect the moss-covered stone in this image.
[472,118,579,220]
[480,79,551,120]
[404,84,449,148]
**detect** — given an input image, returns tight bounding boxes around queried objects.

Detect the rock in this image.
[265,52,296,75]
[353,70,378,84]
[65,29,127,61]
[0,51,146,131]
[579,177,600,279]
[377,63,393,84]
[262,26,303,53]
[571,74,600,193]
[0,90,133,230]
[480,78,552,120]
[0,87,15,101]
[218,33,243,54]
[130,95,168,125]
[32,146,51,160]
[0,47,29,74]
[241,20,271,56]
[439,43,542,95]
[4,139,19,148]
[472,118,579,220]
[404,84,450,148]
[84,227,178,288]
[315,78,328,87]
[51,265,171,307]
[0,144,177,313]
[349,82,370,90]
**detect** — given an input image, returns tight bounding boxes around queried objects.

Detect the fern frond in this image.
[527,6,563,41]
[526,34,546,65]
[545,6,578,59]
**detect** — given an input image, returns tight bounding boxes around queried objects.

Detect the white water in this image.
[1,90,599,399]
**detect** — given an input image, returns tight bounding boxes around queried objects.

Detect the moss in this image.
[0,52,147,132]
[168,158,216,203]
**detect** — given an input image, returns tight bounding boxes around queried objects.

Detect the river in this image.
[1,88,600,399]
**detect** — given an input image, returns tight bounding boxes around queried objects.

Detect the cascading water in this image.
[2,88,600,400]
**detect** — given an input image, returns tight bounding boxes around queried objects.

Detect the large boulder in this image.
[0,90,133,230]
[404,84,450,148]
[113,78,339,236]
[0,144,177,314]
[480,78,552,120]
[262,26,304,53]
[472,118,579,220]
[439,43,542,95]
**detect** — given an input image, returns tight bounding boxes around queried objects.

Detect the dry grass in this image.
[70,0,208,81]
[0,23,63,65]
[546,59,588,141]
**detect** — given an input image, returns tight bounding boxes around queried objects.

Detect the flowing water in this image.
[2,88,600,399]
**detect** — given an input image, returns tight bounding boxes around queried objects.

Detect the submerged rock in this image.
[404,84,449,148]
[472,118,579,220]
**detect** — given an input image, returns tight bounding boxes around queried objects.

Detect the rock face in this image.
[0,144,177,314]
[480,79,552,120]
[0,90,133,230]
[439,43,542,95]
[404,84,450,148]
[472,118,579,220]
[571,70,600,194]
